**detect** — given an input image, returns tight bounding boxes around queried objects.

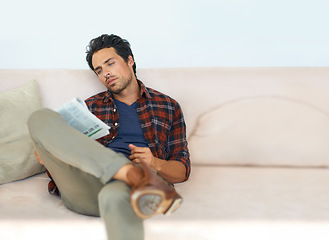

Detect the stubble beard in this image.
[107,73,133,95]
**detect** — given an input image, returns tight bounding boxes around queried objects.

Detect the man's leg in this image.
[98,181,144,240]
[28,108,131,186]
[28,108,181,237]
[28,108,132,215]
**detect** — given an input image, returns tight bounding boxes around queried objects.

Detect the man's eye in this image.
[108,62,114,66]
[97,69,102,75]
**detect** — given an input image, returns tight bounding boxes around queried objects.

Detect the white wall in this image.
[1,0,329,69]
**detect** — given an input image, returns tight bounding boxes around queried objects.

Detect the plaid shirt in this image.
[85,80,191,181]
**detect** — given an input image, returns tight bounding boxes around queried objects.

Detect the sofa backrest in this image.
[1,67,329,167]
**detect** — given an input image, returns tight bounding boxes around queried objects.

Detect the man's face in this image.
[92,47,135,94]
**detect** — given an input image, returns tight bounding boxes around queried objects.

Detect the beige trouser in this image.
[28,108,144,240]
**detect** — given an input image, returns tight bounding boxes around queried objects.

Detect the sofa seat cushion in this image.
[1,167,329,240]
[147,166,329,239]
[174,166,329,221]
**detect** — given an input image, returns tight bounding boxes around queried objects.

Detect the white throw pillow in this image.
[0,80,45,184]
[189,96,329,167]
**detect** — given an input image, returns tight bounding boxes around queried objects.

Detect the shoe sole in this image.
[164,197,182,216]
[131,188,182,219]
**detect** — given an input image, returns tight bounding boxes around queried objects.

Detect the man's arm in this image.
[129,144,186,183]
[129,100,190,183]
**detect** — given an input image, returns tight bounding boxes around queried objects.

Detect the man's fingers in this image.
[129,144,137,150]
[130,146,148,155]
[132,159,141,164]
[129,152,143,160]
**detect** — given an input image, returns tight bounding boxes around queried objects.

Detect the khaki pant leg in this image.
[98,181,144,240]
[28,108,131,216]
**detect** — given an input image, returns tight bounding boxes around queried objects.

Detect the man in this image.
[28,34,190,240]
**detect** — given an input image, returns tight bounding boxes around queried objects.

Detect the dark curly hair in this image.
[86,34,136,76]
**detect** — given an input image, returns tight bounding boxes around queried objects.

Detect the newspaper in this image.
[56,98,110,139]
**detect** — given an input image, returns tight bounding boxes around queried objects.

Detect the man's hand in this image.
[129,144,157,169]
[129,144,186,183]
[34,150,44,165]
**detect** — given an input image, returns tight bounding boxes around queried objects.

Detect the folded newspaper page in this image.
[56,98,110,139]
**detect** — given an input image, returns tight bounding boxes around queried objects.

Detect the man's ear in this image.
[128,55,134,67]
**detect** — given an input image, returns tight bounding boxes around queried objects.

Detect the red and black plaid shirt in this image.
[85,80,191,181]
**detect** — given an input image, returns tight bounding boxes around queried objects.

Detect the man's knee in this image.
[28,108,56,125]
[28,108,49,131]
[28,108,60,139]
[28,109,45,141]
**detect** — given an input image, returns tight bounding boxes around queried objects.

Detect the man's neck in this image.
[113,78,140,106]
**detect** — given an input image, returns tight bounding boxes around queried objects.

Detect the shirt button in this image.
[114,122,118,126]
[113,108,117,112]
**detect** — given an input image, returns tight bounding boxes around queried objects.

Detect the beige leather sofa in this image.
[1,68,329,240]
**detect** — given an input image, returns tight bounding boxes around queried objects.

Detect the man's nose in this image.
[104,71,111,79]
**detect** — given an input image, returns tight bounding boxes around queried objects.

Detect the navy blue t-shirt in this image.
[106,99,148,158]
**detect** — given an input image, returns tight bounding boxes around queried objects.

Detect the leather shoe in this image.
[127,162,182,219]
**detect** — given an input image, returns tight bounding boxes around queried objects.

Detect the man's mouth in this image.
[106,77,117,86]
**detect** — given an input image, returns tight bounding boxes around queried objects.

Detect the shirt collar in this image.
[138,79,152,99]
